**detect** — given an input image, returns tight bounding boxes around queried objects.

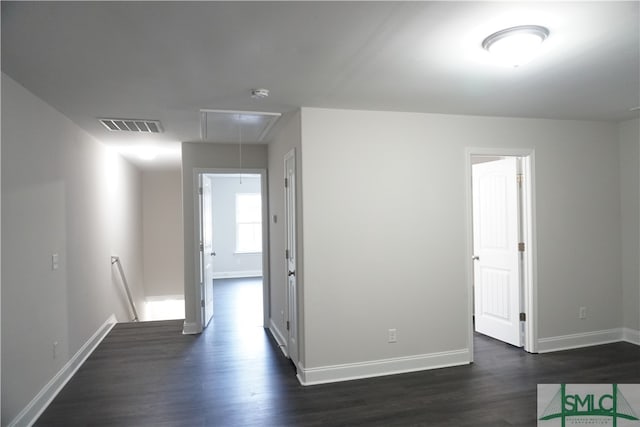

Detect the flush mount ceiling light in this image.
[482,25,550,67]
[134,146,158,161]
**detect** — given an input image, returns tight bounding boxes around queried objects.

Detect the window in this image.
[235,193,262,253]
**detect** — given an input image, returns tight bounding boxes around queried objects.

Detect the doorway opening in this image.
[466,149,537,359]
[195,169,269,332]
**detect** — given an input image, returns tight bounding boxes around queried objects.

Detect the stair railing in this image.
[110,256,139,322]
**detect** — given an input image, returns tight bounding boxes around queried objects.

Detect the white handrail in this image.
[110,256,139,322]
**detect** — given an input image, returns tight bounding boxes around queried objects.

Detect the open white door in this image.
[472,157,522,347]
[200,174,215,328]
[284,149,298,366]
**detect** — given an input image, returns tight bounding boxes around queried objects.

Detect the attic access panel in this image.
[200,109,281,143]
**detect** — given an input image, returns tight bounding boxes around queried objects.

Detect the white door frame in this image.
[464,148,538,359]
[192,167,270,331]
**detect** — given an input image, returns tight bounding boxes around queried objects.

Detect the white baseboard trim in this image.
[268,319,289,358]
[212,270,262,279]
[622,328,640,345]
[182,321,201,335]
[537,328,623,353]
[8,314,118,427]
[297,348,470,386]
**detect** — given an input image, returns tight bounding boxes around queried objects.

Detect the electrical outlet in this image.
[52,341,59,359]
[388,328,397,343]
[579,307,587,319]
[52,253,59,271]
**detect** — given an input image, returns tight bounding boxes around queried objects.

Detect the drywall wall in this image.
[210,175,262,278]
[142,169,184,299]
[0,68,3,425]
[181,142,267,333]
[1,73,144,424]
[619,118,640,334]
[267,111,304,362]
[300,107,621,374]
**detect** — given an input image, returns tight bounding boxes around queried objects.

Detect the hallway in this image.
[36,278,640,426]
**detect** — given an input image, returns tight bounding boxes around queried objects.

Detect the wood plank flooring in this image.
[36,278,640,426]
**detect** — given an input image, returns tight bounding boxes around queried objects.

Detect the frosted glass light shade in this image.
[482,25,550,67]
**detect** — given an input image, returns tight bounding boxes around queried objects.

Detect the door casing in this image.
[465,148,538,359]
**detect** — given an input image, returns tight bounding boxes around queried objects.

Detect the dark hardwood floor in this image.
[36,278,640,426]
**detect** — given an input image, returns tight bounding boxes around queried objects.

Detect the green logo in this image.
[539,384,639,426]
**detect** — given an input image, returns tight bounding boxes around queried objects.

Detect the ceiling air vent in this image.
[99,118,163,133]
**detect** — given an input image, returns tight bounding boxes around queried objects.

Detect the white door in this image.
[200,174,215,328]
[472,157,522,347]
[284,149,298,366]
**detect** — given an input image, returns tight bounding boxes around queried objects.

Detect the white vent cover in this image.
[99,118,163,133]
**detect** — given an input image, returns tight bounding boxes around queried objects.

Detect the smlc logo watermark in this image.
[538,384,640,426]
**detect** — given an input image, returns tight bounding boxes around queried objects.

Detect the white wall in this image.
[299,107,621,377]
[181,143,267,333]
[267,112,304,358]
[1,73,144,424]
[1,68,3,425]
[619,118,640,334]
[210,176,262,278]
[142,169,184,298]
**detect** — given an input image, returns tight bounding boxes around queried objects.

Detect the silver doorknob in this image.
[211,252,216,256]
[472,255,480,261]
[288,270,296,277]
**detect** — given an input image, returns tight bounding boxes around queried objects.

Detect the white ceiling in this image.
[2,1,639,169]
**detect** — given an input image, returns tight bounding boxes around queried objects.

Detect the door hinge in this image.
[284,177,288,188]
[518,242,525,252]
[519,312,526,321]
[516,174,523,185]
[286,320,290,331]
[199,242,204,251]
[285,249,289,259]
[198,186,203,195]
[201,300,205,308]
